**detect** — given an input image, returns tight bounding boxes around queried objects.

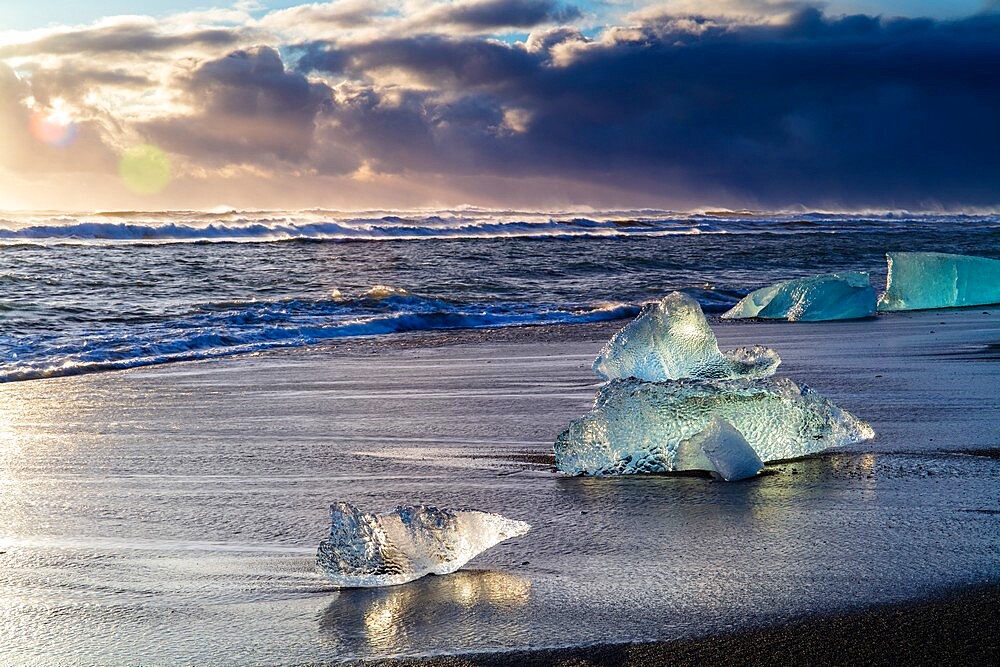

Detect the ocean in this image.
[2,208,998,382]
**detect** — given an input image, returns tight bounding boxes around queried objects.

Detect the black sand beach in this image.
[359,584,1000,666]
[1,309,998,664]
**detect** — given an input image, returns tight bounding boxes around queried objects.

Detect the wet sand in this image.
[0,308,997,664]
[362,584,1000,666]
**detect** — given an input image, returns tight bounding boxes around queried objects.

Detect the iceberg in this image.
[593,292,780,381]
[722,272,877,321]
[674,417,764,481]
[554,377,874,476]
[877,252,1000,311]
[316,503,530,588]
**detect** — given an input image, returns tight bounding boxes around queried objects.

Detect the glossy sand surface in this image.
[1,309,998,664]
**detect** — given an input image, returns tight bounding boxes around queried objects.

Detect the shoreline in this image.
[3,303,996,387]
[353,583,1000,666]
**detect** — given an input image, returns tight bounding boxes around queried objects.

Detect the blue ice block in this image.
[877,252,1000,311]
[722,272,876,321]
[555,377,874,476]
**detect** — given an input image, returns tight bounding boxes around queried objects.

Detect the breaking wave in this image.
[0,291,641,383]
[2,209,995,245]
[0,216,704,245]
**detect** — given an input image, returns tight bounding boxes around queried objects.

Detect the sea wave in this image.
[0,217,706,245]
[0,291,641,383]
[2,209,996,245]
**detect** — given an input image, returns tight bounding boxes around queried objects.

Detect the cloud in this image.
[628,0,822,24]
[292,7,1000,206]
[0,62,117,175]
[298,34,538,87]
[1,2,999,209]
[18,63,150,104]
[143,46,333,165]
[260,0,384,31]
[410,0,582,30]
[0,20,243,57]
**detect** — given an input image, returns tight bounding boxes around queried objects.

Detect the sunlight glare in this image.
[119,144,172,195]
[28,107,77,148]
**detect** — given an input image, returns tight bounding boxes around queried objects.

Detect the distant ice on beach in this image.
[878,251,1000,311]
[593,292,780,381]
[316,503,530,588]
[722,272,877,321]
[555,377,875,476]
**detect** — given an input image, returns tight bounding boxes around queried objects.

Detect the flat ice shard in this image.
[877,252,1000,311]
[675,417,764,481]
[555,377,874,476]
[593,292,780,381]
[722,272,876,321]
[316,503,530,588]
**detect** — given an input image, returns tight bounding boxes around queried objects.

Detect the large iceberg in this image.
[674,417,764,481]
[877,251,1000,311]
[593,292,780,381]
[555,377,874,476]
[722,272,877,321]
[316,503,530,588]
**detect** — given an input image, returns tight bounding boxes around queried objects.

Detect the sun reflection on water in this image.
[0,381,89,547]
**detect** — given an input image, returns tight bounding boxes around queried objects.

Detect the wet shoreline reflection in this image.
[319,569,531,653]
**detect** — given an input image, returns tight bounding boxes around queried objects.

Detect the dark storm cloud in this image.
[294,7,1000,207]
[413,0,582,30]
[144,47,333,165]
[32,4,990,207]
[298,34,538,85]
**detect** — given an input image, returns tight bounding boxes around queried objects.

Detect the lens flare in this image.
[119,145,172,195]
[29,110,77,148]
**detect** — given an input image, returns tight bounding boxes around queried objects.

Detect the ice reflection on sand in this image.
[320,570,531,652]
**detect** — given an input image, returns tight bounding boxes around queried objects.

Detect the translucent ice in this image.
[316,503,530,588]
[877,252,1000,311]
[555,377,874,476]
[674,417,764,481]
[722,272,876,321]
[593,292,780,381]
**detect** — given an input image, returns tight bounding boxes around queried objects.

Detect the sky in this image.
[0,0,998,211]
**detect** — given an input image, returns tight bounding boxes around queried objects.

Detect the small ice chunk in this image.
[555,377,874,476]
[316,503,530,588]
[676,417,763,481]
[593,291,780,381]
[877,252,1000,311]
[722,272,876,321]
